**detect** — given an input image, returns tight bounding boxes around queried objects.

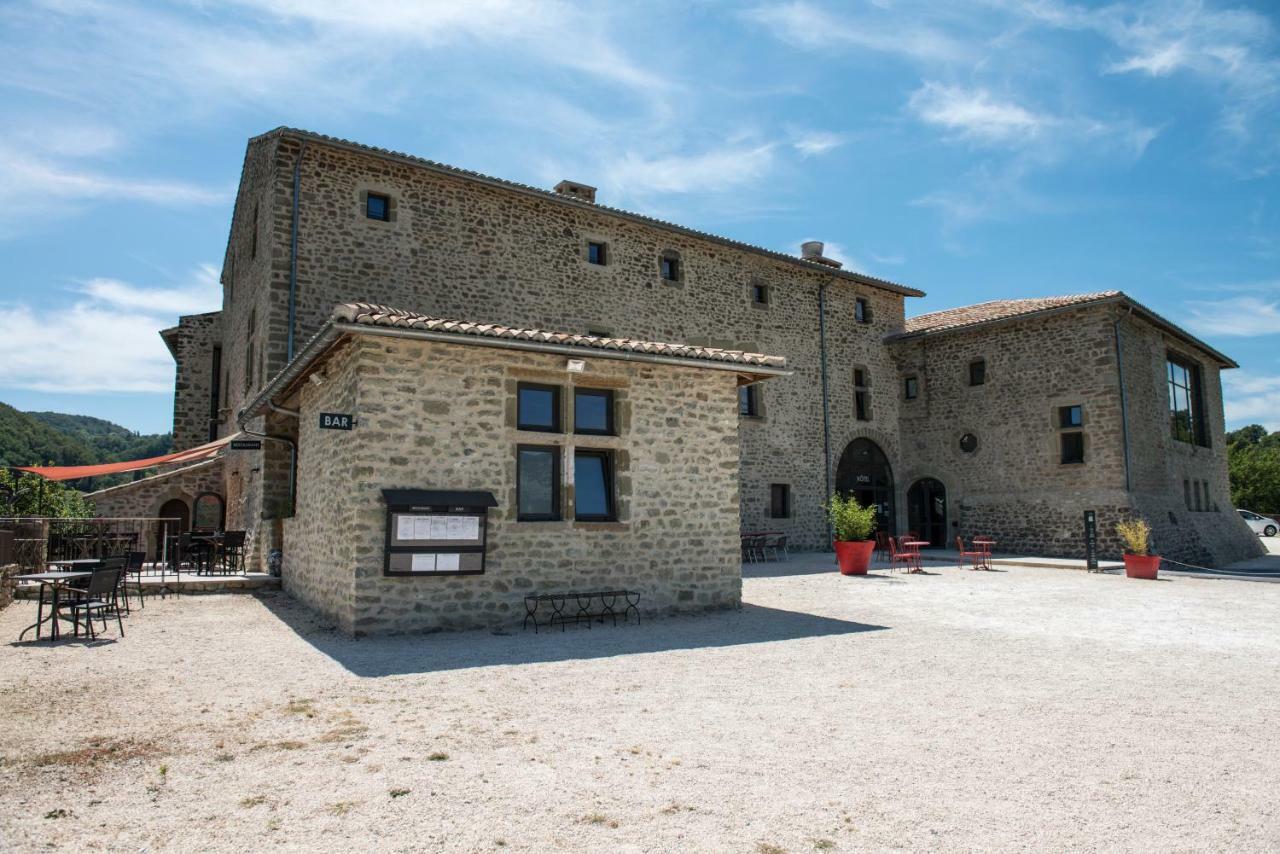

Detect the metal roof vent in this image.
[554,180,597,203]
[800,240,842,268]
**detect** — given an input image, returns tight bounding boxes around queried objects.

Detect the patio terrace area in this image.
[3,555,1279,851]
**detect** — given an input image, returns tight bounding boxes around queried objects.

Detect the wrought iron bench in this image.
[522,590,640,633]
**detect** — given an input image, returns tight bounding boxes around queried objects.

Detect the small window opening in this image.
[366,193,390,221]
[587,241,607,265]
[770,484,790,519]
[969,359,986,387]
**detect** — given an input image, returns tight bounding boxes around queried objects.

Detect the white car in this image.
[1237,509,1278,538]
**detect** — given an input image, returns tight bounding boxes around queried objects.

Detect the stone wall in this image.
[86,460,226,559]
[281,335,744,635]
[889,303,1262,565]
[0,563,13,612]
[164,311,223,452]
[218,131,909,555]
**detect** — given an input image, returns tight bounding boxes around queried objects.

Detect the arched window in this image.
[192,492,225,531]
[854,367,871,422]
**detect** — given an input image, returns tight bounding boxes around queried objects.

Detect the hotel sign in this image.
[1083,510,1098,571]
[319,412,354,430]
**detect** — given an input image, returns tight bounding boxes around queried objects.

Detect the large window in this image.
[517,383,561,432]
[1167,355,1208,446]
[517,446,560,521]
[1060,432,1084,465]
[574,450,615,521]
[854,368,870,421]
[573,388,613,435]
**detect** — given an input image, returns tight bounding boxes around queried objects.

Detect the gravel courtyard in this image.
[3,559,1279,852]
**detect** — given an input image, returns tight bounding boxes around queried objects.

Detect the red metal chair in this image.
[955,536,984,570]
[887,537,916,573]
[873,531,891,565]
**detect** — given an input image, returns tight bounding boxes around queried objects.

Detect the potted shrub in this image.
[826,493,878,575]
[1116,517,1160,579]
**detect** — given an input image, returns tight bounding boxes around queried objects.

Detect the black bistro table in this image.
[15,569,95,641]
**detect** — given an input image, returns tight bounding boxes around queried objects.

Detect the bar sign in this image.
[319,412,354,430]
[229,439,262,450]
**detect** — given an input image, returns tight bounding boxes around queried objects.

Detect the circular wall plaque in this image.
[959,433,979,453]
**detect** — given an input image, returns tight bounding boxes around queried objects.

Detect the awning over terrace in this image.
[11,433,240,482]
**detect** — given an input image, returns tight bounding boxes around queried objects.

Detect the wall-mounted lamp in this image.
[566,359,586,373]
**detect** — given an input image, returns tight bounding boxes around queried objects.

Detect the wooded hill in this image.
[0,403,172,489]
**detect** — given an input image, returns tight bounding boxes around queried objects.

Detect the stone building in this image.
[115,126,1260,619]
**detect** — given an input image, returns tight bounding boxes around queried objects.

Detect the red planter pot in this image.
[1123,553,1161,580]
[834,540,875,575]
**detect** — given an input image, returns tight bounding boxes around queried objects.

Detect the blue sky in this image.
[1,0,1278,435]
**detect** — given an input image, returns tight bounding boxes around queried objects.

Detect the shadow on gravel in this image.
[259,594,888,677]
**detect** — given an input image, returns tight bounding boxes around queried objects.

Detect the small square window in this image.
[752,283,769,305]
[517,383,560,432]
[587,241,607,265]
[574,450,615,521]
[969,359,986,386]
[904,376,918,400]
[770,484,790,519]
[517,445,561,521]
[1060,432,1084,464]
[1059,405,1082,428]
[855,298,871,323]
[366,193,390,221]
[573,388,613,435]
[739,385,760,417]
[660,256,680,281]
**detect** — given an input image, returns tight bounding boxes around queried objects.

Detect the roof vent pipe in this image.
[800,240,843,269]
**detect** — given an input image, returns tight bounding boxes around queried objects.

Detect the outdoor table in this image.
[973,539,996,570]
[15,571,94,641]
[902,540,930,573]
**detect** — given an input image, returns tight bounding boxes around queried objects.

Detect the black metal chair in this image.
[122,551,146,609]
[63,568,125,639]
[220,531,247,574]
[763,535,789,562]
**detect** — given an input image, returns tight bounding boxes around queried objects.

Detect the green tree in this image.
[1227,425,1280,514]
[0,469,92,518]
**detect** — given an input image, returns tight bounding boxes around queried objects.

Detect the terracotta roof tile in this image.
[901,292,1123,336]
[332,303,788,369]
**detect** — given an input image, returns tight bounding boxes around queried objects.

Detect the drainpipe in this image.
[818,279,834,545]
[287,140,307,361]
[236,401,299,518]
[1114,308,1133,493]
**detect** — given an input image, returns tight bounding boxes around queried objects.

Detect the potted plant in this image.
[1116,517,1160,579]
[825,493,878,575]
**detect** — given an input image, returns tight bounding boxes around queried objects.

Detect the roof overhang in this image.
[887,292,1238,369]
[242,319,792,422]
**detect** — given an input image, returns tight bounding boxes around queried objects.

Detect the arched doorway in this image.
[835,439,895,534]
[907,478,947,547]
[156,498,189,560]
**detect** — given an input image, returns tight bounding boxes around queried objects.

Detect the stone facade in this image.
[161,311,223,452]
[889,303,1262,564]
[280,335,744,635]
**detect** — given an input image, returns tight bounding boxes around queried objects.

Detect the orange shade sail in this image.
[12,434,238,482]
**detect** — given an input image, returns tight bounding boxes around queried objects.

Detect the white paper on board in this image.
[396,515,416,541]
[435,552,460,571]
[413,516,433,540]
[446,516,479,541]
[410,553,436,572]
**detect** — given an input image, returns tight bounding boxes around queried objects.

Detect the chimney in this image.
[554,180,597,204]
[800,240,843,269]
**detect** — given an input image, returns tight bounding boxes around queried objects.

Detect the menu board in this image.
[382,490,494,577]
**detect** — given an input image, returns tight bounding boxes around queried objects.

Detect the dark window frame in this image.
[854,367,870,422]
[770,483,790,519]
[516,382,562,433]
[904,376,918,400]
[660,254,680,282]
[573,387,615,436]
[366,192,391,222]
[739,384,761,417]
[751,283,770,305]
[855,297,871,324]
[1060,431,1085,465]
[573,448,616,522]
[1167,353,1208,447]
[516,444,562,522]
[968,359,986,387]
[587,241,608,266]
[1059,405,1083,428]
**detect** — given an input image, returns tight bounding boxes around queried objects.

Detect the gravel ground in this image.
[3,559,1279,853]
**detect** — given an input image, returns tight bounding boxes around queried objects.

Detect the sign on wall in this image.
[319,412,354,430]
[1083,509,1099,571]
[229,439,262,450]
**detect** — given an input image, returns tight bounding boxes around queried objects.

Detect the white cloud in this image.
[908,83,1046,144]
[0,267,222,394]
[790,130,845,157]
[604,144,777,197]
[1224,372,1280,432]
[744,2,973,64]
[1184,296,1280,337]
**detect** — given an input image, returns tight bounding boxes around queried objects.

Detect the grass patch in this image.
[758,845,787,854]
[276,740,306,751]
[284,699,316,718]
[813,840,836,850]
[239,795,268,809]
[32,737,159,770]
[427,751,449,761]
[581,812,619,828]
[389,788,410,798]
[328,801,360,816]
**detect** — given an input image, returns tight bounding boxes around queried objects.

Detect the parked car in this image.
[1237,509,1278,537]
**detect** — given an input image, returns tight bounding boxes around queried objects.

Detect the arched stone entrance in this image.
[156,497,190,558]
[907,478,947,547]
[835,438,896,535]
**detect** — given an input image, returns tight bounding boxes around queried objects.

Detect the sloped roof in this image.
[334,303,787,369]
[902,292,1121,336]
[244,127,925,299]
[890,291,1237,368]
